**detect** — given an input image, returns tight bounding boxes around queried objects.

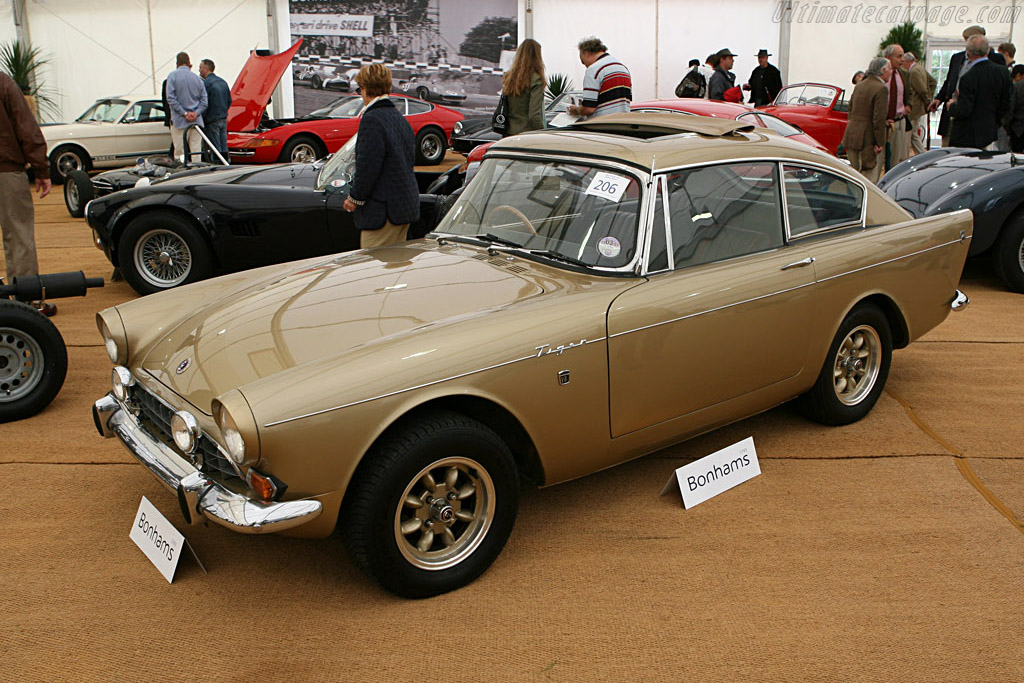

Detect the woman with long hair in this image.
[502,39,546,136]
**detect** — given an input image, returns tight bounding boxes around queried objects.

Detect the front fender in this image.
[106,192,218,262]
[926,167,1024,255]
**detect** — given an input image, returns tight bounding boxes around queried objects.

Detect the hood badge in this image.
[176,358,192,374]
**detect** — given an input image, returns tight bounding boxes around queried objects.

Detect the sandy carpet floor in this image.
[1,188,1021,681]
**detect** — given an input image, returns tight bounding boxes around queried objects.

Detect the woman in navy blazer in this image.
[344,64,420,248]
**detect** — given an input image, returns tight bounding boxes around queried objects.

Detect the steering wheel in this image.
[486,204,537,235]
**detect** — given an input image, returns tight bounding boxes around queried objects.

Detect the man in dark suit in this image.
[343,64,419,248]
[1004,64,1024,152]
[930,25,1006,146]
[842,58,890,183]
[746,49,782,106]
[949,35,1012,149]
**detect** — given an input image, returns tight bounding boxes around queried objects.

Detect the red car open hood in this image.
[227,40,303,132]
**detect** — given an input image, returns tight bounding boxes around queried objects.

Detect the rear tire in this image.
[415,127,447,165]
[993,213,1024,293]
[0,301,68,423]
[117,211,213,294]
[341,410,519,598]
[63,170,94,218]
[797,304,892,426]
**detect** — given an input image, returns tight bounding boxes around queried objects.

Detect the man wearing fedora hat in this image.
[747,49,783,106]
[709,48,737,101]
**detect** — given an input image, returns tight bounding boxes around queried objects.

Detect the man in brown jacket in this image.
[842,58,891,183]
[904,51,937,154]
[0,72,53,314]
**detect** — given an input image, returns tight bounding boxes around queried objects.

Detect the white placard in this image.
[661,437,761,508]
[290,14,374,37]
[585,171,628,203]
[129,496,186,583]
[548,112,581,128]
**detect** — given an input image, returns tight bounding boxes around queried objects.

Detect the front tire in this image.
[341,411,519,598]
[63,170,94,218]
[0,301,68,423]
[49,145,89,185]
[797,304,892,426]
[415,127,447,165]
[117,211,213,295]
[280,135,325,163]
[993,213,1024,293]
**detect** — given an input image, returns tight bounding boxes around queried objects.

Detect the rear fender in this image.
[927,167,1024,255]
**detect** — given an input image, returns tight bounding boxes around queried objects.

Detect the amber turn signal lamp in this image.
[246,469,279,501]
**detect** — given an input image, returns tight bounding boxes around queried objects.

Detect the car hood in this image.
[139,243,554,411]
[152,162,320,189]
[228,40,304,132]
[881,151,1013,217]
[43,121,116,147]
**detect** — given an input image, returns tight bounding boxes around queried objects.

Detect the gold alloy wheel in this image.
[832,324,881,406]
[394,456,495,571]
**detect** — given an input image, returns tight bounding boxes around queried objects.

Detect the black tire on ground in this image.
[797,303,892,426]
[279,135,325,163]
[49,145,89,185]
[416,87,429,101]
[341,410,520,598]
[0,300,68,423]
[415,127,447,165]
[63,170,95,218]
[992,213,1024,293]
[116,211,214,295]
[312,75,323,89]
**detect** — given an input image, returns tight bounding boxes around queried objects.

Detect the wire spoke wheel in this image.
[133,228,193,288]
[394,456,495,571]
[0,327,46,403]
[831,324,881,405]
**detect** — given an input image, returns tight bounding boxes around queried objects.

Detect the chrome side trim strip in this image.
[814,236,965,284]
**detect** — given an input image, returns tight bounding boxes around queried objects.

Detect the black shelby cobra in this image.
[880,148,1024,293]
[84,139,462,295]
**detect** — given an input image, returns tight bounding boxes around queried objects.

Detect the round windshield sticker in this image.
[331,179,346,187]
[598,236,621,258]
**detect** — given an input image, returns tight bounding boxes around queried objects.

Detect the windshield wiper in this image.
[473,233,526,248]
[528,249,591,268]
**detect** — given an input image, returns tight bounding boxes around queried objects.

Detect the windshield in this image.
[308,95,364,118]
[76,99,130,123]
[317,134,358,190]
[738,111,802,136]
[773,85,838,107]
[435,157,643,269]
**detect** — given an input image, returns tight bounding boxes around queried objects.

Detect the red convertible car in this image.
[630,99,831,153]
[761,83,849,156]
[228,94,463,166]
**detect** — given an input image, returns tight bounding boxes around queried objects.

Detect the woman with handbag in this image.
[500,39,546,136]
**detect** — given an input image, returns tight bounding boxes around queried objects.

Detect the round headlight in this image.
[217,405,246,465]
[453,121,463,135]
[98,312,127,365]
[170,411,200,453]
[111,366,134,402]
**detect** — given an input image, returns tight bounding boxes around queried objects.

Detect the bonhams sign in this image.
[290,14,374,37]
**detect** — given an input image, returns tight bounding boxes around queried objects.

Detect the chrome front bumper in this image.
[951,289,969,312]
[93,394,322,534]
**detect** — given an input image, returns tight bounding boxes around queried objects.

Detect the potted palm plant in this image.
[0,39,59,121]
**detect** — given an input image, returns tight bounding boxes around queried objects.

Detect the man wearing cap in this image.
[708,49,737,101]
[930,25,1006,146]
[746,49,782,107]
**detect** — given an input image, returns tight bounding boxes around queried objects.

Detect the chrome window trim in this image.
[450,151,653,275]
[780,162,868,241]
[609,236,965,341]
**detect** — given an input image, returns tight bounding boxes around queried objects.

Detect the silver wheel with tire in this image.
[63,170,94,218]
[831,324,882,406]
[0,301,68,423]
[0,326,46,403]
[394,457,496,570]
[50,146,88,184]
[415,127,446,165]
[132,228,193,289]
[280,136,324,164]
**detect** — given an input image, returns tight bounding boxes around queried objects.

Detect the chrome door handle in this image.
[781,257,815,270]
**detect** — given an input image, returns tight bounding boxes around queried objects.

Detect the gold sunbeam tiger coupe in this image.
[93,113,972,597]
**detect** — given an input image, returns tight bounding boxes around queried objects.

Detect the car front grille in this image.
[131,382,240,482]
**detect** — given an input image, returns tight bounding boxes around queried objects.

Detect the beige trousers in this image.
[0,171,39,279]
[360,220,409,249]
[846,148,884,184]
[887,119,911,169]
[170,126,203,162]
[910,115,927,154]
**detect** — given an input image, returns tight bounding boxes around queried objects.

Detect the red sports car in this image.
[630,98,832,154]
[761,83,849,156]
[228,94,464,166]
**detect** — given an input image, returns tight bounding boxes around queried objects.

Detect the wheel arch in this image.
[848,293,909,349]
[49,142,93,172]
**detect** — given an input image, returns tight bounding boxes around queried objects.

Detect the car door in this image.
[116,100,172,158]
[607,161,817,437]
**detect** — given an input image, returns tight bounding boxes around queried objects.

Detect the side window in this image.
[662,162,783,269]
[406,99,431,115]
[647,178,669,272]
[783,165,863,237]
[139,102,166,123]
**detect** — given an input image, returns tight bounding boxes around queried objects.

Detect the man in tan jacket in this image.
[842,58,891,183]
[0,72,54,315]
[904,51,937,154]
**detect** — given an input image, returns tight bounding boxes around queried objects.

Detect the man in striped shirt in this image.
[568,37,632,119]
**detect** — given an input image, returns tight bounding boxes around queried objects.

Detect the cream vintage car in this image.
[43,95,170,183]
[92,113,973,597]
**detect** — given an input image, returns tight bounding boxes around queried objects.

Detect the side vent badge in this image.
[558,370,571,386]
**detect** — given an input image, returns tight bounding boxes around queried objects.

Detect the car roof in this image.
[489,111,839,172]
[632,99,754,118]
[99,94,161,102]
